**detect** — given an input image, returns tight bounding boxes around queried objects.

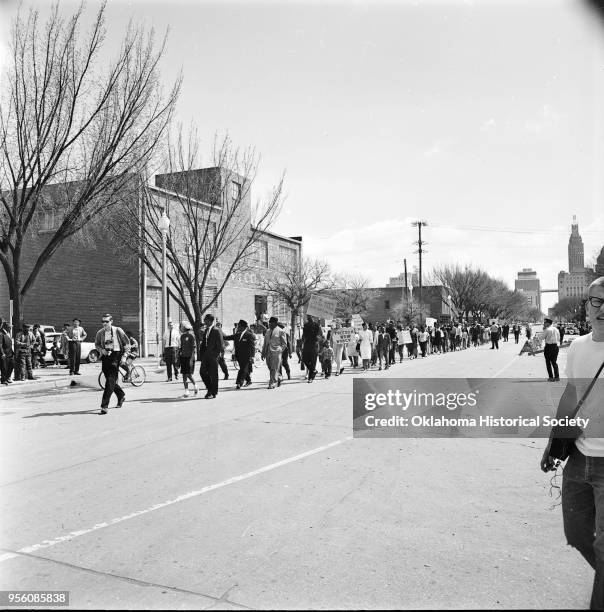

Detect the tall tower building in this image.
[558,217,595,301]
[568,215,585,272]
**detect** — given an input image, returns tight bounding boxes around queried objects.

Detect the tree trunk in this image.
[290,309,298,352]
[10,278,23,339]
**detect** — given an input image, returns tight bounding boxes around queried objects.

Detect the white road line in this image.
[490,352,521,380]
[0,436,353,564]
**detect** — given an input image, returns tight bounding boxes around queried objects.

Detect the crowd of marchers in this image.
[151,316,542,403]
[1,311,591,414]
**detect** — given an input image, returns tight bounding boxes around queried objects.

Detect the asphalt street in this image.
[0,337,592,609]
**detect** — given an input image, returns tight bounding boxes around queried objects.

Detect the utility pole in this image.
[403,258,408,304]
[412,220,428,324]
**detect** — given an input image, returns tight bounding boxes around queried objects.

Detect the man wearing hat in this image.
[261,316,288,389]
[224,320,256,389]
[198,313,223,399]
[14,323,35,381]
[542,317,560,381]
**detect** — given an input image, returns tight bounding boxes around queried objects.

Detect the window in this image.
[254,240,269,268]
[385,300,390,310]
[278,245,297,269]
[38,206,59,232]
[272,295,291,324]
[255,295,268,319]
[203,286,219,314]
[231,181,242,202]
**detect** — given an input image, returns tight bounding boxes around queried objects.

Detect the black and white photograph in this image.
[1,0,604,608]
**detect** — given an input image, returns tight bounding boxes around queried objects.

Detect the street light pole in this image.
[158,210,171,365]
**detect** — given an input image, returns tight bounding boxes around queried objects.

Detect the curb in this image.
[0,374,99,398]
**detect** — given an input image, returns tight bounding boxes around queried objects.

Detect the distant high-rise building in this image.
[515,268,541,311]
[596,245,604,277]
[559,216,595,301]
[568,215,585,272]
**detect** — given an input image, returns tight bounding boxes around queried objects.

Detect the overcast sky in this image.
[2,0,604,311]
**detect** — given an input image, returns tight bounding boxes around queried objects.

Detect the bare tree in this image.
[260,257,333,336]
[551,296,584,322]
[0,1,180,330]
[113,129,284,339]
[431,264,489,319]
[480,280,530,320]
[330,273,378,319]
[391,297,429,327]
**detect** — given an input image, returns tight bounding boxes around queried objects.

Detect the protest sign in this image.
[333,327,354,345]
[351,314,364,331]
[306,294,337,320]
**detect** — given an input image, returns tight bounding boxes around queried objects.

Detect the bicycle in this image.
[98,362,146,389]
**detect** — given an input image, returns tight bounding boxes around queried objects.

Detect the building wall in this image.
[596,247,604,277]
[363,285,455,323]
[1,169,301,355]
[515,269,541,311]
[558,270,592,300]
[0,224,140,338]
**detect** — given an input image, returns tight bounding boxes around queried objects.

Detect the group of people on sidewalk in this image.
[0,320,58,384]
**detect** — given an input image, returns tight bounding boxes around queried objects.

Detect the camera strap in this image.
[568,358,604,421]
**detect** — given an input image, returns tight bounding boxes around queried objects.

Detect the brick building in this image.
[363,285,456,323]
[0,168,302,356]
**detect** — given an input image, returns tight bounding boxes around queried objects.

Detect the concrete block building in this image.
[0,168,302,356]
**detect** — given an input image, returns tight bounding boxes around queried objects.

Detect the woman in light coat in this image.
[358,322,374,371]
[330,320,346,376]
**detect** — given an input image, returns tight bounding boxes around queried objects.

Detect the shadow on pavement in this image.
[23,409,100,418]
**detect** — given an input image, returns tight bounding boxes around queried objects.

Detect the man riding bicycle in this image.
[121,332,138,382]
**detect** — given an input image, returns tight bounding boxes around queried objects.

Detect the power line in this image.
[430,223,603,235]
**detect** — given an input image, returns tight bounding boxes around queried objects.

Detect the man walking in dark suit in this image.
[224,319,256,389]
[198,314,223,399]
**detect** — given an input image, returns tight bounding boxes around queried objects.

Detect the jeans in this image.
[563,447,604,609]
[68,341,81,374]
[17,351,33,380]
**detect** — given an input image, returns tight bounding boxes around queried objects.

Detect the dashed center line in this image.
[0,436,353,564]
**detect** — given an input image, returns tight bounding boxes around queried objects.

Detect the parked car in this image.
[43,333,100,364]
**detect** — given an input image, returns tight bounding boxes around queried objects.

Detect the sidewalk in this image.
[0,357,166,398]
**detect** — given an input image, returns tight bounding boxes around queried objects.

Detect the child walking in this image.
[320,341,334,379]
